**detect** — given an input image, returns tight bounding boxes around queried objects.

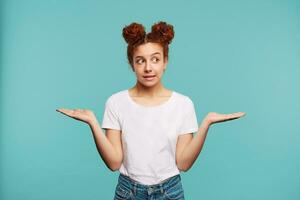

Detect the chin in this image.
[143,82,157,87]
[138,80,158,87]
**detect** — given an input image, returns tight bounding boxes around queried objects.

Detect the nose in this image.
[144,61,152,72]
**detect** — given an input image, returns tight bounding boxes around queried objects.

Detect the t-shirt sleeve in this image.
[178,97,198,135]
[101,96,121,131]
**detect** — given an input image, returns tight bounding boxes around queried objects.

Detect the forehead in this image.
[134,42,163,57]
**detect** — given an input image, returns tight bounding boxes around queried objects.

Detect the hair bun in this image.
[122,22,146,45]
[151,21,174,44]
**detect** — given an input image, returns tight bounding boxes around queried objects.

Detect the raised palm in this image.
[56,108,96,124]
[204,112,246,125]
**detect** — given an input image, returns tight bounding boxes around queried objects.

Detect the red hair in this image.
[122,21,175,70]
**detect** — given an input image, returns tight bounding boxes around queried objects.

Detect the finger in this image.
[227,112,246,119]
[56,108,75,117]
[233,112,246,117]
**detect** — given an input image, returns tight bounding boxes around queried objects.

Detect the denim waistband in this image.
[118,173,181,192]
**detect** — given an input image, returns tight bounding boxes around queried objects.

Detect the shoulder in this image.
[107,89,126,100]
[104,89,128,107]
[173,90,194,105]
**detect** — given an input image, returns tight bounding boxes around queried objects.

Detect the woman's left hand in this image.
[204,112,246,126]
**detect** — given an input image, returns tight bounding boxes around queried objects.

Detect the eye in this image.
[152,57,160,62]
[136,59,144,64]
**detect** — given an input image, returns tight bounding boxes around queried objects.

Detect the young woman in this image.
[56,21,246,200]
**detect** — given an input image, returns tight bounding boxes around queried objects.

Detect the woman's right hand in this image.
[56,108,97,125]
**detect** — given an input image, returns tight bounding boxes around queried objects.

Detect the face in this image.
[132,42,168,87]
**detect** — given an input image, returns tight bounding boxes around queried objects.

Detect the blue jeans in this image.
[114,173,185,200]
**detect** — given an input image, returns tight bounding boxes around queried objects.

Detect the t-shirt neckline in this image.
[126,89,175,109]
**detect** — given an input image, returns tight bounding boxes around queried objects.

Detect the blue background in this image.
[1,0,299,199]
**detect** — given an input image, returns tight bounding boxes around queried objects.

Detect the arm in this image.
[56,108,123,172]
[176,111,246,172]
[89,119,123,172]
[176,120,210,172]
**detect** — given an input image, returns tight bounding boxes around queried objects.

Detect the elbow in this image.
[109,165,119,172]
[177,162,190,172]
[178,166,189,172]
[109,161,122,172]
[177,158,194,172]
[109,167,119,172]
[182,165,192,172]
[107,153,123,172]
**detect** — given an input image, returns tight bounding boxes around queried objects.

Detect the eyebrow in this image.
[134,52,161,59]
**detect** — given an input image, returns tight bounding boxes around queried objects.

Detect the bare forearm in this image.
[88,119,120,171]
[179,120,211,171]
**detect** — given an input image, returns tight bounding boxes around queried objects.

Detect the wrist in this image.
[88,117,99,128]
[202,119,211,128]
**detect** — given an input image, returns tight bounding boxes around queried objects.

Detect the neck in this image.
[132,81,167,97]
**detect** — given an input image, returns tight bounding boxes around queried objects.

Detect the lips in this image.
[143,75,156,81]
[143,75,156,78]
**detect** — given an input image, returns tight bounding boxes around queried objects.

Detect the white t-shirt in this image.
[101,89,198,185]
